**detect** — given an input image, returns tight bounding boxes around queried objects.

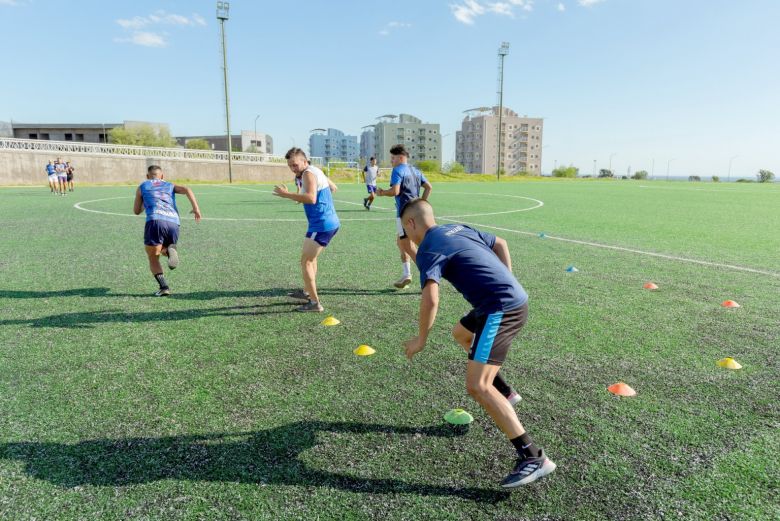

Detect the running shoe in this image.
[508,391,522,406]
[154,288,171,297]
[296,300,324,312]
[393,277,412,289]
[288,289,310,300]
[500,450,556,489]
[166,244,179,270]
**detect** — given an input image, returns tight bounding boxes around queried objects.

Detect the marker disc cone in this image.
[321,316,341,326]
[607,382,637,397]
[721,300,740,308]
[717,357,742,370]
[353,344,375,356]
[565,266,579,273]
[444,408,474,425]
[643,282,659,290]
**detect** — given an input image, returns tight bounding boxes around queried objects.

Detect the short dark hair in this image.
[370,156,375,161]
[147,165,162,175]
[400,197,430,219]
[389,144,409,157]
[285,147,308,161]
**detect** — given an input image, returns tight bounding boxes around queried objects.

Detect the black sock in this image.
[154,273,169,290]
[510,433,541,458]
[493,372,513,398]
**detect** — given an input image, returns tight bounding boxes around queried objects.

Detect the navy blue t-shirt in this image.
[390,163,428,217]
[416,224,528,314]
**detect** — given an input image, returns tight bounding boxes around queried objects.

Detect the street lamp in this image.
[253,114,261,153]
[609,152,617,175]
[666,158,676,181]
[727,155,739,182]
[216,1,233,183]
[593,159,597,177]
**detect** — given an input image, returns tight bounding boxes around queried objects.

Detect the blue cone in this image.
[538,232,547,238]
[565,265,579,273]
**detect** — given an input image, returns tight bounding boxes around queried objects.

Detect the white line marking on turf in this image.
[440,218,780,278]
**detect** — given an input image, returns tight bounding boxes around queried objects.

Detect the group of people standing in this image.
[133,142,556,489]
[45,157,74,195]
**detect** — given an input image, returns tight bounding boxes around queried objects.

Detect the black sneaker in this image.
[363,198,369,209]
[288,289,310,301]
[296,300,324,312]
[154,288,171,297]
[166,244,179,270]
[500,450,556,488]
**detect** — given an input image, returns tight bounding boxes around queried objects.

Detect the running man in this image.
[133,165,202,296]
[45,160,58,193]
[362,157,379,210]
[66,161,75,192]
[54,158,67,196]
[273,148,340,312]
[376,144,432,288]
[400,198,556,489]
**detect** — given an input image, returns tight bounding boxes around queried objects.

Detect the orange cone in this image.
[721,300,740,308]
[607,382,637,397]
[643,282,659,290]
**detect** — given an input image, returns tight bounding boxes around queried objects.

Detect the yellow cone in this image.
[321,316,340,326]
[353,344,375,356]
[717,357,742,370]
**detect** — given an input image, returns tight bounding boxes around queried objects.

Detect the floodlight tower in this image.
[496,42,510,180]
[217,2,233,183]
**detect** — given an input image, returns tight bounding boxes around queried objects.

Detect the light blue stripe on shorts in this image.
[473,311,504,364]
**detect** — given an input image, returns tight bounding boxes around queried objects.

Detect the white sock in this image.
[402,261,411,278]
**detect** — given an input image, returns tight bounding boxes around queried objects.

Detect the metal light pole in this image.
[651,158,655,179]
[727,155,739,182]
[593,159,597,177]
[666,158,676,181]
[496,42,509,180]
[217,2,233,183]
[609,152,617,175]
[253,114,261,153]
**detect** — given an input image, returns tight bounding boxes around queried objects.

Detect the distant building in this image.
[0,120,170,144]
[359,128,376,162]
[373,114,441,167]
[455,107,543,175]
[309,128,359,163]
[175,131,273,153]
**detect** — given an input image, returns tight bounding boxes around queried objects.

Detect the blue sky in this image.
[1,0,777,178]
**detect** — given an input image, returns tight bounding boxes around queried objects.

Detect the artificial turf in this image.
[0,179,777,520]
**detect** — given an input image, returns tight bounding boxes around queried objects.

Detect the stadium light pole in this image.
[609,152,617,175]
[217,2,233,183]
[593,159,597,177]
[666,158,676,181]
[253,114,261,152]
[496,42,510,181]
[727,155,739,182]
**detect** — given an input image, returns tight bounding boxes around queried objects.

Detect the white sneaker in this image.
[508,391,522,406]
[166,244,179,270]
[393,276,412,289]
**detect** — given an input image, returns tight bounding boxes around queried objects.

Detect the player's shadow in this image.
[0,288,296,301]
[318,287,419,297]
[0,421,507,503]
[0,303,295,329]
[0,287,118,299]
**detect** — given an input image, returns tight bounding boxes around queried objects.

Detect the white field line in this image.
[440,218,780,278]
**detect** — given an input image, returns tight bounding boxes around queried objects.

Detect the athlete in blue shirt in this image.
[133,165,202,296]
[273,148,340,312]
[376,144,432,289]
[399,198,556,489]
[45,161,58,194]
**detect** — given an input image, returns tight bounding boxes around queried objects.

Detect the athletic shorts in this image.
[305,227,339,247]
[48,175,58,182]
[57,174,67,180]
[460,303,528,366]
[366,184,377,194]
[144,219,180,247]
[396,217,408,239]
[66,174,73,181]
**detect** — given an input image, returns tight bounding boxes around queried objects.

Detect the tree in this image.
[109,124,177,148]
[598,169,614,178]
[631,170,648,180]
[443,161,466,174]
[552,166,578,178]
[758,169,775,183]
[416,160,440,174]
[688,175,701,182]
[185,138,210,150]
[711,175,720,182]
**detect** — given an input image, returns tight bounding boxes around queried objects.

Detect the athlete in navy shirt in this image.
[376,144,432,289]
[399,198,556,489]
[133,165,202,296]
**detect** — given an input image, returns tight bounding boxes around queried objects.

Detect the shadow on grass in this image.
[0,421,508,503]
[0,303,294,329]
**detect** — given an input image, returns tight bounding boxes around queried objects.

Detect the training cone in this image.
[353,344,375,356]
[321,316,340,326]
[538,232,547,238]
[607,382,637,397]
[643,282,659,290]
[721,300,740,308]
[565,266,579,273]
[717,357,742,370]
[444,408,474,425]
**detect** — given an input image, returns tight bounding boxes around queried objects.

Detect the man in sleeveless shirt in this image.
[133,165,202,296]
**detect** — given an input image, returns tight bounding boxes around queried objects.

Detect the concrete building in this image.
[0,120,170,144]
[455,107,543,175]
[373,114,441,167]
[359,128,376,162]
[175,131,273,153]
[309,128,359,163]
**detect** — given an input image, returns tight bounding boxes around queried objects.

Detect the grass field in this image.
[1,179,778,520]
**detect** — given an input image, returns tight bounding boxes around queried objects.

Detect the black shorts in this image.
[460,303,528,366]
[144,220,179,247]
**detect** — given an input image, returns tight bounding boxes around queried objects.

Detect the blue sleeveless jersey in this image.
[139,179,180,225]
[302,166,340,233]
